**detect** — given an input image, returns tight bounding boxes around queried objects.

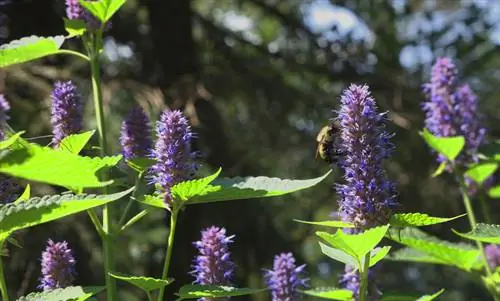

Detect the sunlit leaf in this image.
[176,285,266,301]
[421,129,464,161]
[453,223,500,244]
[300,287,353,301]
[58,131,95,154]
[389,213,465,227]
[15,286,104,301]
[0,36,65,68]
[465,163,498,185]
[109,272,173,292]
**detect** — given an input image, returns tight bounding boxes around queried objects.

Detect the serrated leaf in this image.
[368,246,391,267]
[421,129,465,161]
[300,288,353,300]
[453,223,500,244]
[385,247,450,266]
[318,241,357,267]
[431,162,447,177]
[293,219,354,228]
[0,188,132,234]
[16,286,104,301]
[63,18,87,37]
[172,168,222,202]
[417,289,445,301]
[0,36,65,68]
[488,186,500,198]
[387,227,481,271]
[465,163,498,185]
[317,225,389,271]
[0,132,24,150]
[390,213,465,227]
[13,184,30,204]
[126,157,155,173]
[187,171,331,205]
[109,272,173,292]
[58,131,95,154]
[176,285,266,301]
[140,195,165,209]
[79,0,126,22]
[0,142,121,189]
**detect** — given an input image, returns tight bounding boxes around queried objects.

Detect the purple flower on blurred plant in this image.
[191,226,235,290]
[120,106,152,160]
[64,0,111,31]
[422,57,486,167]
[335,84,398,229]
[65,0,83,20]
[339,266,381,301]
[150,109,197,209]
[50,81,83,147]
[39,239,76,291]
[265,252,308,301]
[485,244,500,270]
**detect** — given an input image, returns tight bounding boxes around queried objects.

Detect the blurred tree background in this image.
[1,0,500,300]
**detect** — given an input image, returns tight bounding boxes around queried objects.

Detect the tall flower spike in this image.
[335,84,398,229]
[191,226,235,291]
[485,244,500,270]
[339,266,381,301]
[120,106,152,160]
[39,239,76,291]
[265,252,308,301]
[50,81,83,147]
[422,58,486,167]
[151,109,197,209]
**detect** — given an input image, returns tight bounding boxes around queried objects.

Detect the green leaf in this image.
[421,129,465,161]
[300,288,353,300]
[465,163,498,185]
[171,168,222,202]
[389,213,465,227]
[13,184,30,204]
[0,188,132,234]
[63,18,87,37]
[79,0,126,22]
[0,36,65,68]
[187,170,331,205]
[109,272,173,292]
[140,195,165,209]
[58,130,95,154]
[488,185,500,198]
[387,227,481,271]
[0,132,24,150]
[453,223,500,244]
[176,285,266,301]
[293,219,354,228]
[318,241,357,267]
[0,142,121,189]
[317,225,389,271]
[15,286,104,301]
[417,289,445,301]
[431,162,447,177]
[385,247,450,266]
[126,157,155,173]
[368,246,391,267]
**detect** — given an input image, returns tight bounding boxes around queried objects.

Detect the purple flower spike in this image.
[422,58,486,168]
[191,226,235,292]
[335,84,398,229]
[65,0,83,20]
[485,244,500,270]
[265,252,309,301]
[64,0,111,31]
[0,94,11,141]
[150,109,197,209]
[120,106,152,160]
[39,239,76,291]
[50,81,83,147]
[339,266,381,301]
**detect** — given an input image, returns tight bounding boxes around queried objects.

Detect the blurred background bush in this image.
[1,0,500,300]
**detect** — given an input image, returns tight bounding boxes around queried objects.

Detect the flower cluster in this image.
[150,109,197,208]
[265,252,308,301]
[485,244,500,271]
[422,57,486,167]
[335,84,398,229]
[120,106,152,160]
[65,0,111,31]
[191,226,235,288]
[39,239,76,291]
[50,81,83,147]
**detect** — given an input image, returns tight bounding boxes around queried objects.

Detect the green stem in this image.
[358,253,371,301]
[0,240,8,301]
[478,196,492,224]
[157,209,179,301]
[89,33,117,301]
[118,173,143,227]
[57,49,90,61]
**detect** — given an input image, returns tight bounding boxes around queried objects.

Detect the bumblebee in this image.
[316,121,341,164]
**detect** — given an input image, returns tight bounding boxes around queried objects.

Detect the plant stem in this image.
[358,253,371,301]
[478,196,492,224]
[157,209,179,301]
[118,173,143,227]
[90,33,117,301]
[57,49,90,61]
[0,240,9,301]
